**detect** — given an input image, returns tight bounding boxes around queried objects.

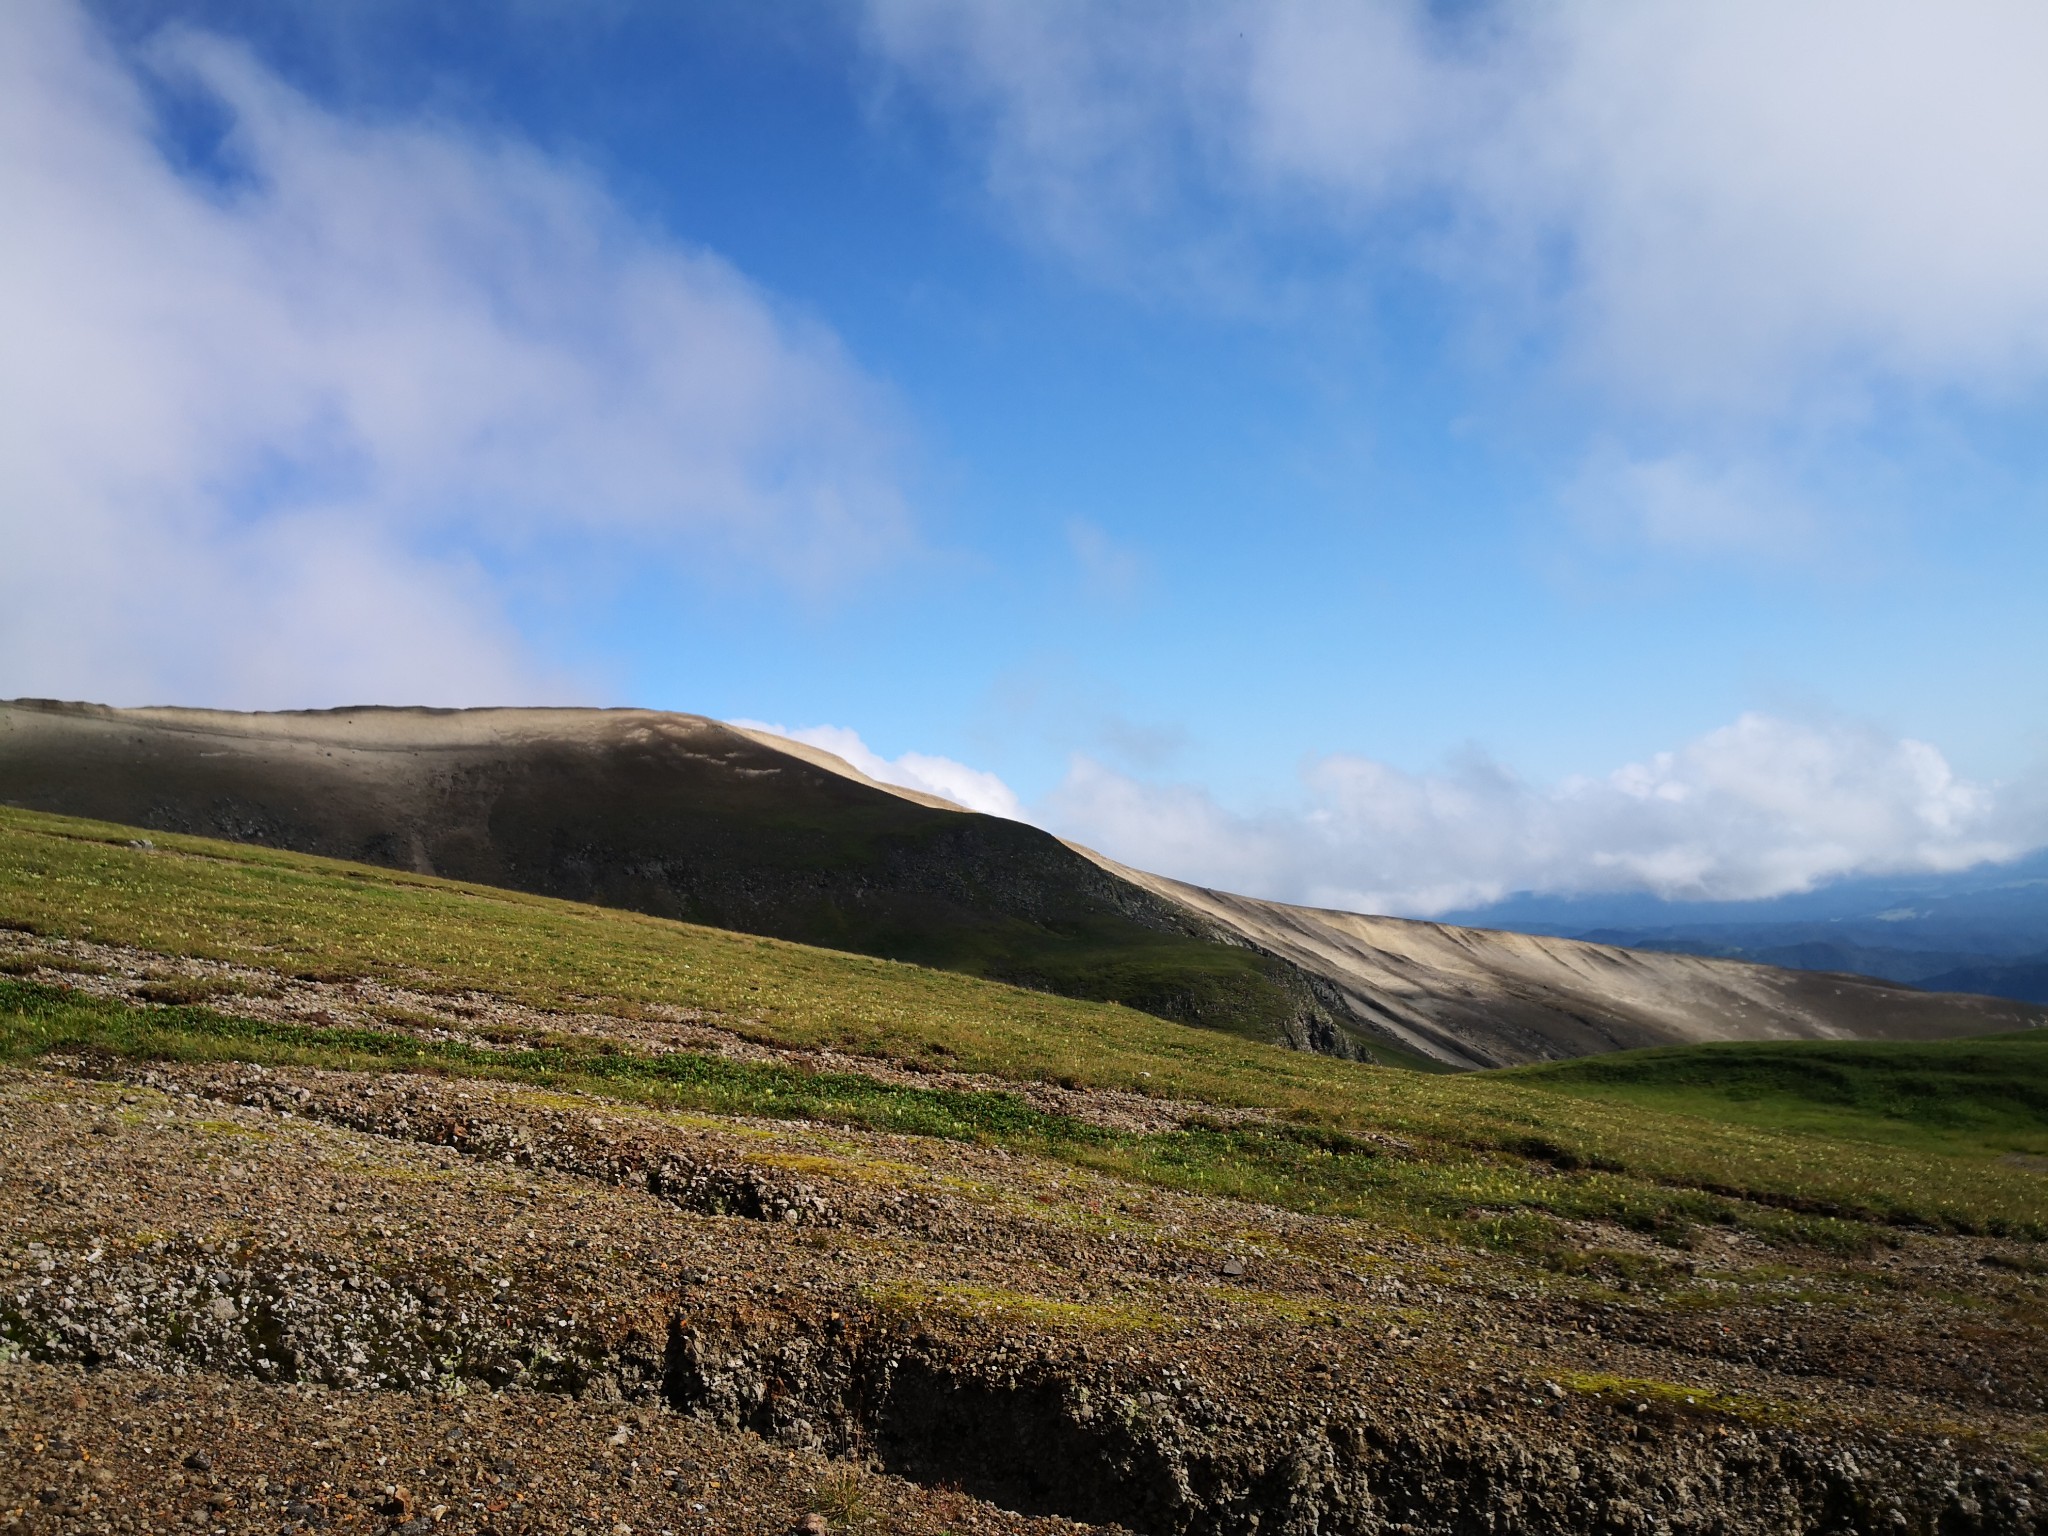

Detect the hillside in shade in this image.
[3,698,2038,1068]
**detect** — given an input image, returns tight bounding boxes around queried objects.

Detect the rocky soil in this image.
[3,941,2047,1535]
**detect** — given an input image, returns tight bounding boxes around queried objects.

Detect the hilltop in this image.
[3,699,2037,1070]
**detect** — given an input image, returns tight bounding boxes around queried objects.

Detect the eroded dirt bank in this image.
[3,1049,2045,1536]
[3,932,2047,1534]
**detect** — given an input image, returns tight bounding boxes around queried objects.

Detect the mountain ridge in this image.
[3,697,2037,1068]
[1446,856,2048,1005]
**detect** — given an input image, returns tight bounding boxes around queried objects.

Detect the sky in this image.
[5,0,2048,915]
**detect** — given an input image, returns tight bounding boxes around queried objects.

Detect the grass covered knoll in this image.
[0,805,1376,1101]
[0,701,1331,1048]
[3,804,2047,1242]
[1514,1031,2048,1159]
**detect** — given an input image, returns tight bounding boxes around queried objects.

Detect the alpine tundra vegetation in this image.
[2,805,2046,1533]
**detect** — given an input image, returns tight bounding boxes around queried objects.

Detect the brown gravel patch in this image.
[5,944,2048,1531]
[0,1359,1084,1536]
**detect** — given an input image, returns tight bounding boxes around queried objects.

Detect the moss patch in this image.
[1558,1372,1799,1425]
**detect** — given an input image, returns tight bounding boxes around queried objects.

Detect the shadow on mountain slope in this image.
[4,699,2038,1069]
[0,700,1357,1055]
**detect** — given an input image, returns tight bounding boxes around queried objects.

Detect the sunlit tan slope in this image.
[3,697,2038,1068]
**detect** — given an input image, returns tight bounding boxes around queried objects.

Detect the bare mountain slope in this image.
[741,725,2045,1068]
[1081,854,2037,1068]
[2,698,2037,1068]
[0,700,1348,1049]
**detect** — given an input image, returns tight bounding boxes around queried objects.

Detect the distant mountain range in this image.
[1444,854,2048,1004]
[3,698,2040,1067]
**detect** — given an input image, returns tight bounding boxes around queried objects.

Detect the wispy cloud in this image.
[1065,518,1148,599]
[862,1,2048,565]
[0,0,912,709]
[865,0,2048,408]
[1561,447,1827,565]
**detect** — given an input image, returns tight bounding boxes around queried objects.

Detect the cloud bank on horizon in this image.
[772,712,2045,917]
[1047,714,2047,915]
[0,0,908,709]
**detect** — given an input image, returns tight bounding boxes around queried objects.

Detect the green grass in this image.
[1514,1034,2048,1159]
[0,977,1109,1147]
[0,806,1351,1106]
[3,804,2046,1246]
[0,977,1874,1250]
[4,971,2041,1254]
[1556,1373,1799,1426]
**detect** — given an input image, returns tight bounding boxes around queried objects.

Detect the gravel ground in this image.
[4,941,2048,1534]
[0,1359,1080,1536]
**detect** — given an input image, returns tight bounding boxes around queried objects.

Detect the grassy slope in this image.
[3,805,2045,1245]
[504,761,1321,1046]
[1513,1033,2048,1159]
[0,705,1322,1047]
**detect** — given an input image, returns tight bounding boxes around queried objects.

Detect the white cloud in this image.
[735,721,1026,821]
[743,710,2044,913]
[1562,447,1825,563]
[860,2,1199,272]
[0,0,911,709]
[1043,713,2044,915]
[863,1,2048,411]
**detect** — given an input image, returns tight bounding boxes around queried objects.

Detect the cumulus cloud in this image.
[1043,713,2044,915]
[1,0,911,708]
[742,710,2044,915]
[735,721,1026,821]
[863,1,2048,410]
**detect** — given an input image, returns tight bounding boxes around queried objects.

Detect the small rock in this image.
[1220,1260,1245,1278]
[182,1451,211,1473]
[798,1515,830,1536]
[208,1296,237,1322]
[1544,1380,1566,1400]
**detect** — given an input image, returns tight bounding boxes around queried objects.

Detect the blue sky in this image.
[6,0,2048,913]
